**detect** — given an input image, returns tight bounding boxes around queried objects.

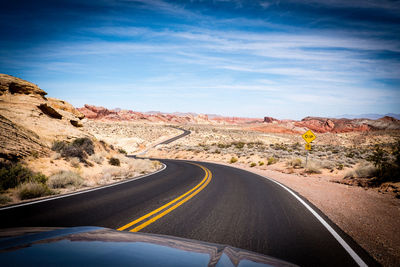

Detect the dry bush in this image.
[109,157,121,166]
[69,157,80,168]
[54,138,95,162]
[114,154,130,164]
[344,163,377,178]
[0,194,11,204]
[230,157,238,163]
[320,160,335,170]
[89,154,104,164]
[288,158,302,168]
[250,162,257,167]
[17,182,53,200]
[267,157,277,165]
[48,171,84,189]
[0,162,47,190]
[99,172,113,184]
[304,161,322,174]
[51,152,61,160]
[127,159,156,174]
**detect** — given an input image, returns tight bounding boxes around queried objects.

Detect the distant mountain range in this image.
[335,113,400,120]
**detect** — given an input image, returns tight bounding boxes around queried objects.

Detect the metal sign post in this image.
[306,150,308,168]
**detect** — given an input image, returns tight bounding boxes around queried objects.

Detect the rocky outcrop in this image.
[294,117,381,133]
[0,74,47,96]
[48,98,85,119]
[263,116,279,123]
[38,103,63,119]
[70,120,83,127]
[0,73,88,160]
[0,115,49,160]
[251,115,400,134]
[78,105,118,119]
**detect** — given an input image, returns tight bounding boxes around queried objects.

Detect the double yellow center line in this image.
[117,163,212,232]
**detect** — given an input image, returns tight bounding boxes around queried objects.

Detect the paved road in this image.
[158,127,190,145]
[0,130,377,266]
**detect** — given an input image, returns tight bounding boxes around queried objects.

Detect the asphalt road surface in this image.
[0,131,377,266]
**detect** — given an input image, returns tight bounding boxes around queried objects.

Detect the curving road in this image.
[0,129,377,266]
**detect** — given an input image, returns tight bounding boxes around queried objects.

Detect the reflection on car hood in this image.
[0,227,297,266]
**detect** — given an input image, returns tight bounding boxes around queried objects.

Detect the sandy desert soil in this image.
[82,120,183,154]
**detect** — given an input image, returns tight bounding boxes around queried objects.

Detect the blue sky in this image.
[1,0,399,119]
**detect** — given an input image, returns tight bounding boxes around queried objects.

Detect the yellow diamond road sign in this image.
[305,143,312,150]
[302,130,316,143]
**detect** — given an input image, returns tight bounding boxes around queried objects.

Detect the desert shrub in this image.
[250,162,257,167]
[51,152,61,160]
[61,145,86,161]
[48,171,84,189]
[118,148,127,154]
[72,138,94,155]
[152,160,161,169]
[305,161,322,174]
[367,144,388,168]
[229,157,238,164]
[57,137,95,162]
[89,154,104,164]
[267,157,277,165]
[17,182,52,200]
[259,161,264,166]
[0,194,11,204]
[99,140,109,152]
[51,140,67,152]
[109,157,121,166]
[320,160,335,170]
[337,164,344,170]
[217,143,229,148]
[288,158,302,168]
[366,142,400,184]
[0,163,31,190]
[31,173,48,184]
[232,142,245,149]
[127,159,156,174]
[0,163,47,190]
[344,163,376,178]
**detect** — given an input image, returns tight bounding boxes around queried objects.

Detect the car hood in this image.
[0,226,297,266]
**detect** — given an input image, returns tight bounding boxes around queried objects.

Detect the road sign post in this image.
[302,130,316,168]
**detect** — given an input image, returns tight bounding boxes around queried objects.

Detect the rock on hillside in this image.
[0,74,46,96]
[0,74,87,159]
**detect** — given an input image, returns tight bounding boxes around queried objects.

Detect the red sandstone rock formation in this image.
[77,105,262,124]
[263,116,279,123]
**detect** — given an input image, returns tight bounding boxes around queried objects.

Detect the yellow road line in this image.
[130,167,212,232]
[117,163,211,231]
